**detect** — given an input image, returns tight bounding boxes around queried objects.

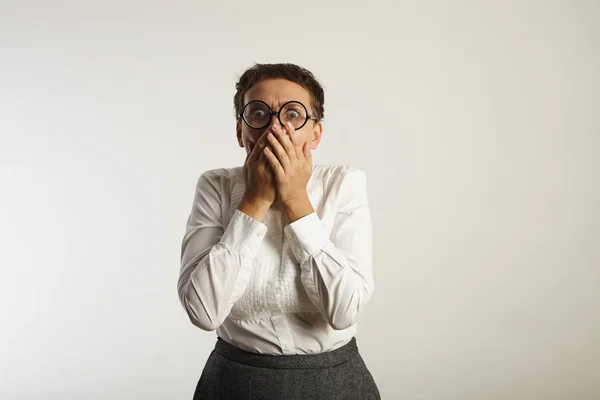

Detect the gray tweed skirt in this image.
[193,336,381,400]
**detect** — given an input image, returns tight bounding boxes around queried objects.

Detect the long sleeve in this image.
[178,172,268,331]
[283,168,374,330]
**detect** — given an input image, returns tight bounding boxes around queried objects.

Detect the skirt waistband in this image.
[213,337,359,369]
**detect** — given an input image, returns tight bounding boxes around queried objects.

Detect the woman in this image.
[178,63,380,399]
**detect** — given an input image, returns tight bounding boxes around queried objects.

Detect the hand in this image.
[242,127,277,206]
[262,121,313,205]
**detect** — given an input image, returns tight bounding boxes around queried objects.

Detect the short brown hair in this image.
[233,63,325,122]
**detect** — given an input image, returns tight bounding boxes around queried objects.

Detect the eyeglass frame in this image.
[238,100,318,131]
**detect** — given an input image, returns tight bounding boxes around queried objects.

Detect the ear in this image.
[309,121,323,150]
[236,120,243,147]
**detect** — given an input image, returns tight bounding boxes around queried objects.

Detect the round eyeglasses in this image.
[240,100,317,130]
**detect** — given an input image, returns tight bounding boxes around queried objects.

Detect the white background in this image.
[1,1,599,399]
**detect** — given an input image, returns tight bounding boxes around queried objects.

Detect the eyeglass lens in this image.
[243,101,308,129]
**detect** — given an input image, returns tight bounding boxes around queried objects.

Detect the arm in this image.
[283,168,374,330]
[177,172,268,331]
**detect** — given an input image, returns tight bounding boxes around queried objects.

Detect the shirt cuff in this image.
[284,212,331,262]
[220,209,268,259]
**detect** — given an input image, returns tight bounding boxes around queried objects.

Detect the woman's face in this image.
[236,78,323,157]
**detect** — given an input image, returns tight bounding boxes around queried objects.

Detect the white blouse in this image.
[177,164,374,355]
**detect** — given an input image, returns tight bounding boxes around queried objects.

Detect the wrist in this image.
[282,194,314,223]
[238,194,272,222]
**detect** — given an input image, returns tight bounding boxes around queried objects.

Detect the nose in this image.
[266,113,283,130]
[249,114,281,140]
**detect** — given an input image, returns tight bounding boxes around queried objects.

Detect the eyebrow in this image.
[245,99,311,111]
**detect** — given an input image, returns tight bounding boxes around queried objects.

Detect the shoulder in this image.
[198,166,243,184]
[312,164,367,186]
[311,165,369,210]
[194,167,243,196]
[199,167,241,181]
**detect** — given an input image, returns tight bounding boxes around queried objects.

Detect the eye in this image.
[251,109,267,120]
[285,110,300,120]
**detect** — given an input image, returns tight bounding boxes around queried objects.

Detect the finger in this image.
[263,146,284,179]
[273,124,297,165]
[249,128,273,162]
[257,146,267,163]
[282,121,305,158]
[249,132,269,162]
[258,144,271,165]
[259,144,277,171]
[281,121,294,143]
[245,142,255,162]
[267,127,292,171]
